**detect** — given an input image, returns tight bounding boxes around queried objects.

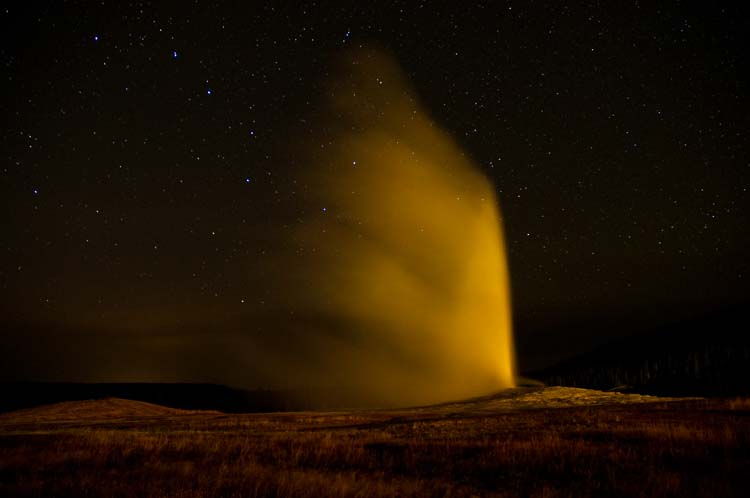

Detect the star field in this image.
[1,1,748,373]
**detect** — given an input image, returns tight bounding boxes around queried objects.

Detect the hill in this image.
[0,386,676,422]
[0,382,309,414]
[0,397,216,424]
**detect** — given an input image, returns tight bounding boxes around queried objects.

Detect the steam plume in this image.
[0,49,515,408]
[255,49,516,406]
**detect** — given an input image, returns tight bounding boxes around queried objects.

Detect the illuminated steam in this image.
[257,48,517,406]
[1,49,516,408]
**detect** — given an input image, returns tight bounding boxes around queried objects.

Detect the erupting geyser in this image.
[2,49,516,408]
[261,48,517,406]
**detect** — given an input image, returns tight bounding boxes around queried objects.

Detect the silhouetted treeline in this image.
[528,307,750,396]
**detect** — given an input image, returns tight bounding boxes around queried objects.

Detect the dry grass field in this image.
[1,388,749,497]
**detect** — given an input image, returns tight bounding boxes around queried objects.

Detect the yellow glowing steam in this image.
[272,48,516,406]
[13,49,517,406]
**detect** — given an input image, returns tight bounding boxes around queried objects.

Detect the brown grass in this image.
[1,393,749,497]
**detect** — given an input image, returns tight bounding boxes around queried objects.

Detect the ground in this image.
[1,387,748,497]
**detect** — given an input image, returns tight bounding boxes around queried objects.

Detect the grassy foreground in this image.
[0,389,748,497]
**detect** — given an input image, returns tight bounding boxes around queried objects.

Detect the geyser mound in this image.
[257,49,516,406]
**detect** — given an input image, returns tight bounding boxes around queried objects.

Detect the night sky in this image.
[2,1,748,383]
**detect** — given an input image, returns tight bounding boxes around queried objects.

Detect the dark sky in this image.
[1,1,748,382]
